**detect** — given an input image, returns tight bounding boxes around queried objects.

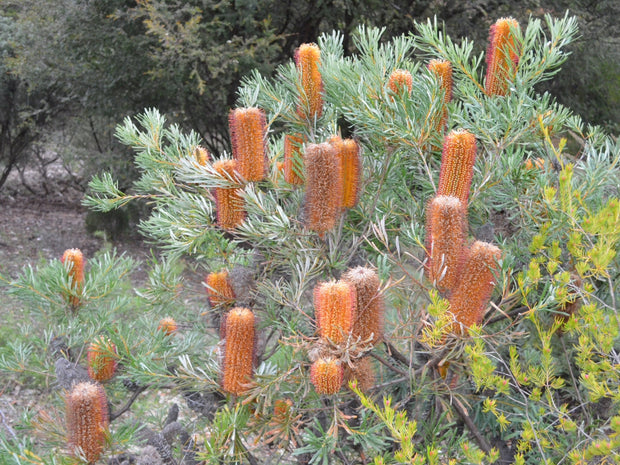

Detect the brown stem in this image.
[110,384,148,421]
[383,341,409,366]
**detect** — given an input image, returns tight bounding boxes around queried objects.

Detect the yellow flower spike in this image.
[314,280,356,344]
[295,43,323,120]
[437,129,477,205]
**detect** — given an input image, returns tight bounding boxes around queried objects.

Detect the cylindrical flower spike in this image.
[87,336,117,383]
[283,134,305,185]
[221,307,256,395]
[66,381,109,464]
[342,266,384,346]
[329,136,361,209]
[205,270,236,308]
[158,317,178,336]
[388,69,413,96]
[304,142,343,237]
[437,129,477,205]
[428,59,453,131]
[213,160,245,230]
[314,280,356,344]
[310,357,343,395]
[61,248,85,309]
[229,107,268,181]
[426,195,468,295]
[485,17,521,96]
[344,356,375,392]
[295,43,323,120]
[448,241,502,334]
[194,146,210,166]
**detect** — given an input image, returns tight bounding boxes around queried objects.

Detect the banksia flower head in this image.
[295,43,323,120]
[448,241,502,334]
[329,136,361,209]
[437,129,477,205]
[314,280,356,344]
[87,336,117,383]
[205,270,236,308]
[428,59,453,131]
[344,356,375,392]
[61,248,85,308]
[158,317,178,336]
[283,134,305,185]
[221,307,256,395]
[229,107,268,181]
[194,146,210,166]
[485,17,521,96]
[388,69,413,96]
[342,266,384,346]
[213,160,245,230]
[310,357,343,395]
[66,381,109,463]
[426,195,468,295]
[304,142,343,237]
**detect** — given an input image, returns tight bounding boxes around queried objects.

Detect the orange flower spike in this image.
[283,134,305,185]
[449,241,502,334]
[342,266,384,346]
[213,160,245,230]
[330,137,361,209]
[221,307,256,395]
[66,382,109,464]
[388,69,413,96]
[485,17,521,96]
[437,129,477,205]
[295,43,323,120]
[61,248,85,308]
[158,317,178,336]
[426,195,468,295]
[304,142,343,237]
[310,358,344,395]
[229,107,268,181]
[314,280,356,344]
[194,146,210,166]
[428,59,453,131]
[205,270,236,308]
[87,336,117,383]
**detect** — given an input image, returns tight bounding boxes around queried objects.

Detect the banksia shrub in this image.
[314,280,356,344]
[229,107,268,181]
[66,381,109,463]
[310,357,343,395]
[329,136,361,209]
[448,241,502,334]
[87,336,117,383]
[342,266,384,346]
[221,307,256,395]
[205,270,236,308]
[194,146,210,166]
[388,68,413,95]
[61,248,85,308]
[283,134,305,185]
[304,143,343,236]
[157,317,178,336]
[485,17,521,96]
[344,356,375,392]
[213,160,245,230]
[427,59,453,130]
[437,129,477,205]
[426,195,468,295]
[295,43,323,120]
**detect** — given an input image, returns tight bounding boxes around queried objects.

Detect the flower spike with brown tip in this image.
[329,136,361,209]
[428,59,453,131]
[448,240,502,334]
[87,336,117,383]
[310,357,343,394]
[213,160,245,230]
[284,134,305,185]
[342,266,384,346]
[295,43,323,120]
[66,381,109,463]
[437,129,477,205]
[221,307,256,395]
[61,248,85,309]
[388,69,413,96]
[229,107,268,181]
[344,356,375,392]
[205,270,236,308]
[314,280,356,344]
[485,17,521,96]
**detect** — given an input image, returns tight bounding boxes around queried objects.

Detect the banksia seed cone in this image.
[229,107,268,181]
[485,17,520,96]
[426,195,468,295]
[437,129,477,205]
[284,134,305,185]
[449,241,502,334]
[61,248,85,308]
[310,357,343,395]
[295,43,323,120]
[329,136,361,209]
[158,317,178,335]
[344,356,375,392]
[314,280,356,344]
[388,69,413,96]
[342,266,384,346]
[221,307,255,395]
[304,143,343,236]
[194,146,210,166]
[213,160,245,230]
[87,336,117,383]
[66,381,109,463]
[205,270,236,308]
[428,59,453,131]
